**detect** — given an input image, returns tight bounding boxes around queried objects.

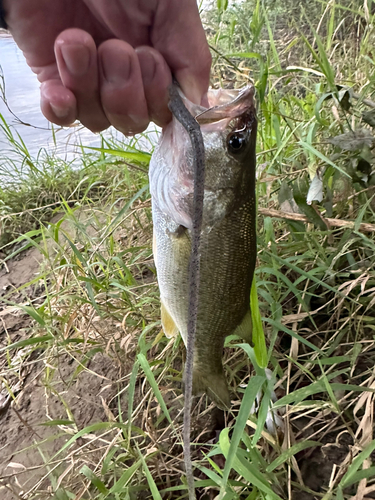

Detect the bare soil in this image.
[0,206,140,500]
[0,245,127,499]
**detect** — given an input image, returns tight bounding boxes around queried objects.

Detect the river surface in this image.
[0,33,160,173]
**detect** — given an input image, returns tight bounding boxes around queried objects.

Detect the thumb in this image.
[151,0,211,105]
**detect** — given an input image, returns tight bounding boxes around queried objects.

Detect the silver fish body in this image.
[150,86,257,408]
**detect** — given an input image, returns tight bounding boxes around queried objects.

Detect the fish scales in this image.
[150,86,257,408]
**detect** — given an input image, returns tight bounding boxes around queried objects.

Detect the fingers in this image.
[55,28,110,132]
[44,27,175,133]
[152,0,211,106]
[40,79,77,126]
[7,0,210,134]
[98,40,172,134]
[97,39,149,135]
[136,46,172,127]
[46,32,172,134]
[83,0,211,106]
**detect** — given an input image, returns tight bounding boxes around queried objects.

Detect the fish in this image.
[149,86,257,409]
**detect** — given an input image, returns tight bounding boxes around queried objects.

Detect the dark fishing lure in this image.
[168,81,205,500]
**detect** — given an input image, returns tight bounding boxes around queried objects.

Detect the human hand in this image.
[3,0,211,134]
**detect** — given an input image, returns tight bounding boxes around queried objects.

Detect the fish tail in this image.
[192,368,230,410]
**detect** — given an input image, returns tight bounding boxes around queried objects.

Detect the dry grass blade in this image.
[259,207,375,232]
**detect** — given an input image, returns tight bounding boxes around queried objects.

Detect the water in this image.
[0,33,160,169]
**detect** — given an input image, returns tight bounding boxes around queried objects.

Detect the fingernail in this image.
[101,50,131,85]
[137,50,156,85]
[60,43,90,77]
[50,103,70,118]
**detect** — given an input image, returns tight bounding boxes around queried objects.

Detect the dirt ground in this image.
[0,242,130,499]
[0,231,372,499]
[0,207,143,500]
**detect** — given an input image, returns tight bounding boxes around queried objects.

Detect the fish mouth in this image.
[196,86,256,125]
[168,86,256,136]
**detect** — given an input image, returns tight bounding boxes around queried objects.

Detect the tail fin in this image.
[192,368,231,410]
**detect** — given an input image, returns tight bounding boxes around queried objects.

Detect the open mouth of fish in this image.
[183,85,256,131]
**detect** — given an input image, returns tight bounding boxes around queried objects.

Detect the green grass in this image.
[1,0,375,498]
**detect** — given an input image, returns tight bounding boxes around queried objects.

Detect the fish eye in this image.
[227,132,246,154]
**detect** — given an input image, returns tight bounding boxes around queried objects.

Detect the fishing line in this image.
[168,81,205,500]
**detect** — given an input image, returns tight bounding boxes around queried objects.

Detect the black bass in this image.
[150,86,257,409]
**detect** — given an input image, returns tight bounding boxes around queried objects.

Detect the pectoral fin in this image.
[233,309,253,345]
[161,301,179,339]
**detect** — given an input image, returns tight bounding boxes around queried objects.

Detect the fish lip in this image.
[194,86,256,125]
[172,85,256,127]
